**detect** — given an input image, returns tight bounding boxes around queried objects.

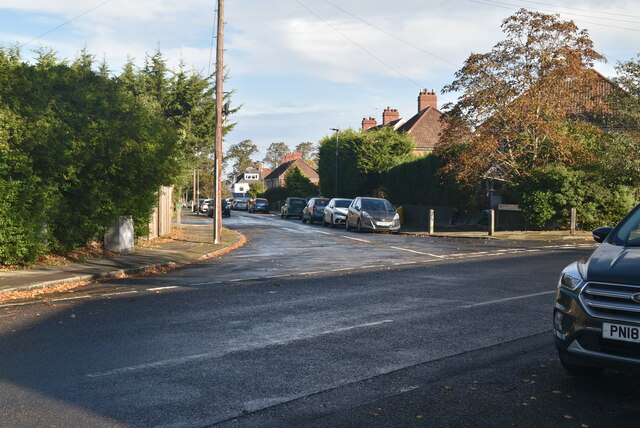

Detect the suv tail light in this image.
[312,206,317,212]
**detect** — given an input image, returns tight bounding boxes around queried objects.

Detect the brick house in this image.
[362,89,444,156]
[263,151,319,189]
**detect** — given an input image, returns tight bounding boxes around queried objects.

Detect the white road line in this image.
[51,295,93,302]
[332,267,352,272]
[147,286,180,291]
[87,319,394,378]
[461,290,556,308]
[317,231,332,235]
[100,291,139,297]
[190,281,222,286]
[390,246,445,258]
[300,271,324,276]
[342,236,371,243]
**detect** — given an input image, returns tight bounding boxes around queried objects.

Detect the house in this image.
[233,163,271,193]
[264,151,319,189]
[361,89,445,156]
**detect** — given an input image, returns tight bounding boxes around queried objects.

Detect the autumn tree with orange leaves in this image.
[436,9,607,187]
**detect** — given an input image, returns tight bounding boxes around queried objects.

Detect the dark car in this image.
[207,199,231,218]
[345,197,400,233]
[323,198,353,227]
[280,197,306,219]
[249,198,270,214]
[554,203,640,375]
[302,198,330,224]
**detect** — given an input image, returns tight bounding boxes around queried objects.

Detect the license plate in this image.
[377,221,392,227]
[602,322,640,343]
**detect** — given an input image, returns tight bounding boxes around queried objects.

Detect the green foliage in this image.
[515,165,638,229]
[262,187,289,204]
[225,139,259,177]
[0,45,232,264]
[284,165,319,197]
[318,128,414,198]
[248,181,267,198]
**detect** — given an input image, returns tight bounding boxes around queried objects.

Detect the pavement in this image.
[0,212,245,296]
[0,210,593,297]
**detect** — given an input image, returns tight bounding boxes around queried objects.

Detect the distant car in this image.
[345,197,400,233]
[234,199,248,211]
[207,199,231,218]
[302,197,330,224]
[323,198,353,228]
[249,198,270,214]
[200,199,213,213]
[280,197,306,219]
[554,203,640,376]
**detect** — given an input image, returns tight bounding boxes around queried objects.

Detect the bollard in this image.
[429,209,435,234]
[570,207,576,236]
[489,209,495,236]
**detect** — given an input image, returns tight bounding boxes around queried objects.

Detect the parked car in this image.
[249,198,270,214]
[234,199,248,211]
[207,199,231,218]
[345,197,400,233]
[280,197,306,219]
[323,198,353,227]
[302,198,330,224]
[200,199,213,213]
[554,203,640,375]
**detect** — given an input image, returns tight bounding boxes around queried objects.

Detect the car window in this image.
[611,207,640,246]
[315,199,330,206]
[361,199,394,211]
[291,200,305,207]
[335,199,352,208]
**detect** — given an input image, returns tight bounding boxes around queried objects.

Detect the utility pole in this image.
[213,0,225,244]
[192,168,196,212]
[331,128,339,197]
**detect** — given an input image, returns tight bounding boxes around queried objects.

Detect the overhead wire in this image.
[513,0,640,20]
[468,0,640,33]
[20,0,113,47]
[320,0,460,68]
[294,0,424,88]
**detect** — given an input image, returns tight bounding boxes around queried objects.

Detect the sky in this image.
[0,0,639,162]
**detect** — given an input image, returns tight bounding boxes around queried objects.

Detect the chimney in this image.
[418,89,437,112]
[281,150,303,164]
[257,161,263,172]
[382,107,400,125]
[362,117,377,131]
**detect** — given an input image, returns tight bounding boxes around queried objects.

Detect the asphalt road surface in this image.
[2,212,637,427]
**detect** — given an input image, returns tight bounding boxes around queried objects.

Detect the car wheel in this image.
[302,215,307,224]
[357,219,363,233]
[309,217,314,224]
[330,216,336,228]
[345,220,351,231]
[559,354,604,377]
[322,218,328,227]
[286,213,290,219]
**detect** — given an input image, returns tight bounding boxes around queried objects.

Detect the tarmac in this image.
[0,211,594,297]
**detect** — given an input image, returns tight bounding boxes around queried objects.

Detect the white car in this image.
[323,198,353,227]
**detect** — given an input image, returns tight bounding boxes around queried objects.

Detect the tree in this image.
[284,165,318,197]
[295,141,318,168]
[436,9,606,187]
[318,127,415,198]
[225,139,259,176]
[263,142,290,169]
[248,181,267,198]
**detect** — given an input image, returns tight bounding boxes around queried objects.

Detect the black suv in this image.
[554,203,640,375]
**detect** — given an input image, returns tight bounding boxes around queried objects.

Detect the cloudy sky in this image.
[1,0,639,160]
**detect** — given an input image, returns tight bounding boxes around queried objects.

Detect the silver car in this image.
[323,198,353,227]
[346,197,401,233]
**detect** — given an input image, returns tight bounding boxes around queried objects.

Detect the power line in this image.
[21,0,113,47]
[294,0,423,88]
[207,6,217,77]
[468,0,640,33]
[321,0,460,68]
[479,0,640,25]
[514,0,640,20]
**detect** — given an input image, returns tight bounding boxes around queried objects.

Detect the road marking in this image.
[342,236,371,243]
[100,291,139,297]
[147,286,180,291]
[300,271,324,276]
[332,267,352,272]
[390,246,445,258]
[51,295,93,302]
[87,319,394,378]
[461,290,556,308]
[317,231,332,235]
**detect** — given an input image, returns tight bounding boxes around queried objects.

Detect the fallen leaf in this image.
[370,412,380,417]
[416,415,423,419]
[444,385,454,390]
[564,415,573,420]
[552,390,562,395]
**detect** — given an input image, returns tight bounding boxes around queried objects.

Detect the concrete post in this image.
[429,209,435,234]
[570,207,577,236]
[489,209,495,236]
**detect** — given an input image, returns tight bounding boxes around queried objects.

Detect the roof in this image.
[264,158,319,180]
[396,106,445,151]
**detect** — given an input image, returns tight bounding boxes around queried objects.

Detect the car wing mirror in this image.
[592,226,613,243]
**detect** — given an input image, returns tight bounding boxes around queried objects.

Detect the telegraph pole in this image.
[213,0,224,244]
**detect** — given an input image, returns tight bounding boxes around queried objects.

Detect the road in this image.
[1,211,637,427]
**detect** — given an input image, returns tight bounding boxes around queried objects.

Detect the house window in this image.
[245,174,259,181]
